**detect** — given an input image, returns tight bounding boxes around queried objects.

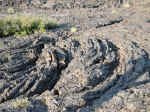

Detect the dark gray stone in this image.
[0,36,68,103]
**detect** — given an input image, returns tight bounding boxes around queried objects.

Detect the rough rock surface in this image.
[0,0,116,9]
[0,0,150,112]
[0,36,68,103]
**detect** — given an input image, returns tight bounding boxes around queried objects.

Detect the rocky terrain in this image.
[0,0,150,112]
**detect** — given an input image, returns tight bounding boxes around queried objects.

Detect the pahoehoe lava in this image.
[0,36,68,103]
[0,35,149,112]
[49,37,120,111]
[45,37,149,112]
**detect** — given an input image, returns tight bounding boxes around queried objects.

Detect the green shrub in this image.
[12,98,31,108]
[0,16,58,38]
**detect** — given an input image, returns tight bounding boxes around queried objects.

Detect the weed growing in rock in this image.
[71,27,77,33]
[7,7,15,14]
[0,16,58,38]
[12,98,31,108]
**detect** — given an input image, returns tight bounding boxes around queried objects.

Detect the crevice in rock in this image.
[96,17,123,28]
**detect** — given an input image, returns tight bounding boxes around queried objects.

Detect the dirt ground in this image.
[0,0,150,112]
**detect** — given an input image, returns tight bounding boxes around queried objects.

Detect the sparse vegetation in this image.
[0,16,58,38]
[12,98,31,108]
